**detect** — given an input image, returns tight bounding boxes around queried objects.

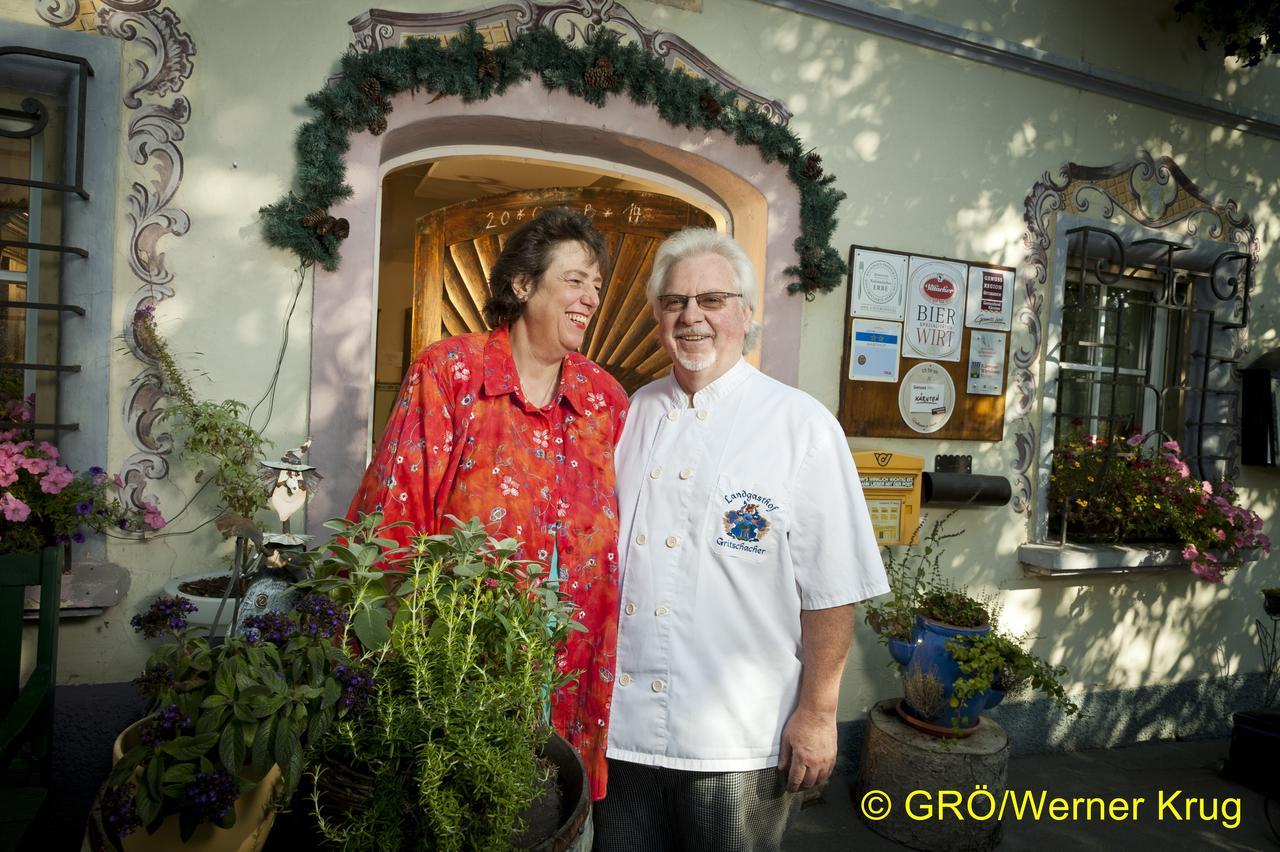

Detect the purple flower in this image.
[241,626,261,645]
[71,531,85,544]
[132,663,176,697]
[130,595,198,637]
[241,611,296,647]
[140,703,191,747]
[99,782,141,838]
[89,465,105,476]
[185,769,238,823]
[335,664,375,713]
[292,593,348,638]
[76,500,93,515]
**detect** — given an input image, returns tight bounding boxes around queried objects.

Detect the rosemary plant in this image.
[302,514,584,852]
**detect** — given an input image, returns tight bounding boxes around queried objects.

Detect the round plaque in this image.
[897,362,956,433]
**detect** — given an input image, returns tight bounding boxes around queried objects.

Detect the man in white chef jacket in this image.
[593,229,889,851]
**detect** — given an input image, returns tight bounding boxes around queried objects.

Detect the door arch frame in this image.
[307,79,804,532]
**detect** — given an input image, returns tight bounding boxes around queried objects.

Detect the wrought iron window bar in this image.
[0,46,95,438]
[1052,224,1252,546]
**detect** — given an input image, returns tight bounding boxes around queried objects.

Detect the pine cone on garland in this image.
[367,114,388,136]
[300,209,327,229]
[332,218,351,240]
[800,265,822,292]
[699,90,723,120]
[360,78,383,102]
[801,152,823,182]
[315,216,336,237]
[476,48,499,81]
[583,56,615,90]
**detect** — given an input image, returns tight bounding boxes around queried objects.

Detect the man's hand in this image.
[778,705,837,792]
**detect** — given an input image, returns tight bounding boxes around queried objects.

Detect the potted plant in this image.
[87,586,359,851]
[298,513,590,851]
[1049,429,1271,582]
[866,515,1079,735]
[133,306,277,631]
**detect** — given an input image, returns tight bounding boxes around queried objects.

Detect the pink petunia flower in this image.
[18,455,49,476]
[1125,434,1144,447]
[39,465,75,494]
[141,500,165,530]
[0,492,30,522]
[38,441,58,460]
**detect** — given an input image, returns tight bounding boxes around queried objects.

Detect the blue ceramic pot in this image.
[892,615,1002,733]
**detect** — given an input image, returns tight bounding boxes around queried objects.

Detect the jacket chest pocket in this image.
[710,477,787,564]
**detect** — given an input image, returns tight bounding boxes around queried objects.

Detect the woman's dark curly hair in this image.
[483,208,609,328]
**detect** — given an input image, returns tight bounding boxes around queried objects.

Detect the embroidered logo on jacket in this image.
[722,501,770,543]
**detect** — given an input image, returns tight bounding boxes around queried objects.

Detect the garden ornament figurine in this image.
[230,440,323,635]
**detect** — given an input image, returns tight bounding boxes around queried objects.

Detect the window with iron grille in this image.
[0,51,84,438]
[0,29,121,584]
[1035,216,1252,545]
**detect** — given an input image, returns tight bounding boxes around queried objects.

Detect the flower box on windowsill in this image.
[1018,542,1264,577]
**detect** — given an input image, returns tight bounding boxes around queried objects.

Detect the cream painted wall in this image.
[4,0,1277,728]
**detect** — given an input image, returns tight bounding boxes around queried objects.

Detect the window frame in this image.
[1031,212,1248,545]
[1,23,122,575]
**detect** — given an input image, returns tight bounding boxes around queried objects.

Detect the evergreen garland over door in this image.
[412,186,714,393]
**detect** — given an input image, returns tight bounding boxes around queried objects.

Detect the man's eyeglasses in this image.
[656,292,743,313]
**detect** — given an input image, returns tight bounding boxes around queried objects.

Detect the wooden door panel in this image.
[411,186,713,394]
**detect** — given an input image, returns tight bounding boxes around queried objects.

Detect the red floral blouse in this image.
[347,326,628,800]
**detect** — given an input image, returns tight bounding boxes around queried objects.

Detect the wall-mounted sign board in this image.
[839,245,1012,441]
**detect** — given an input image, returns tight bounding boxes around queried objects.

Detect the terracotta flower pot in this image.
[89,716,281,852]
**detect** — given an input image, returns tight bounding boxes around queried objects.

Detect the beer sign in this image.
[903,257,967,362]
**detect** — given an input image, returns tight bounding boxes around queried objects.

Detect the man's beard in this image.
[673,351,716,372]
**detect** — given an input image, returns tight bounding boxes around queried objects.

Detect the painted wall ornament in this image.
[1011,150,1254,514]
[37,0,195,512]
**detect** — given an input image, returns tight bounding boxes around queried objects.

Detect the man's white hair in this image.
[645,228,761,351]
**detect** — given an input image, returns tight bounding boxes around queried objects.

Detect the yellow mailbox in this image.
[853,451,924,546]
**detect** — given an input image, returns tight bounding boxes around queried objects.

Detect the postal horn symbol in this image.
[874,452,893,467]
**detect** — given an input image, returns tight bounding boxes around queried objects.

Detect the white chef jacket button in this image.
[636,533,647,545]
[651,679,666,693]
[665,535,679,548]
[619,673,631,687]
[655,605,669,616]
[625,602,637,616]
[667,409,680,421]
[649,467,663,479]
[696,410,709,421]
[679,468,693,480]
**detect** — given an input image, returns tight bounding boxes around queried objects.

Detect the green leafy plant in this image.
[1050,429,1271,582]
[133,305,271,524]
[947,632,1077,716]
[863,512,974,642]
[100,591,358,843]
[302,513,584,852]
[865,514,1078,723]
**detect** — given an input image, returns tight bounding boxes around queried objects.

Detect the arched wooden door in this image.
[411,187,715,393]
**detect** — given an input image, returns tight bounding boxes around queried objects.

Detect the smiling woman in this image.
[345,207,629,803]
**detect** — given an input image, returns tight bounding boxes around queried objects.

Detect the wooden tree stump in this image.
[852,699,1009,852]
